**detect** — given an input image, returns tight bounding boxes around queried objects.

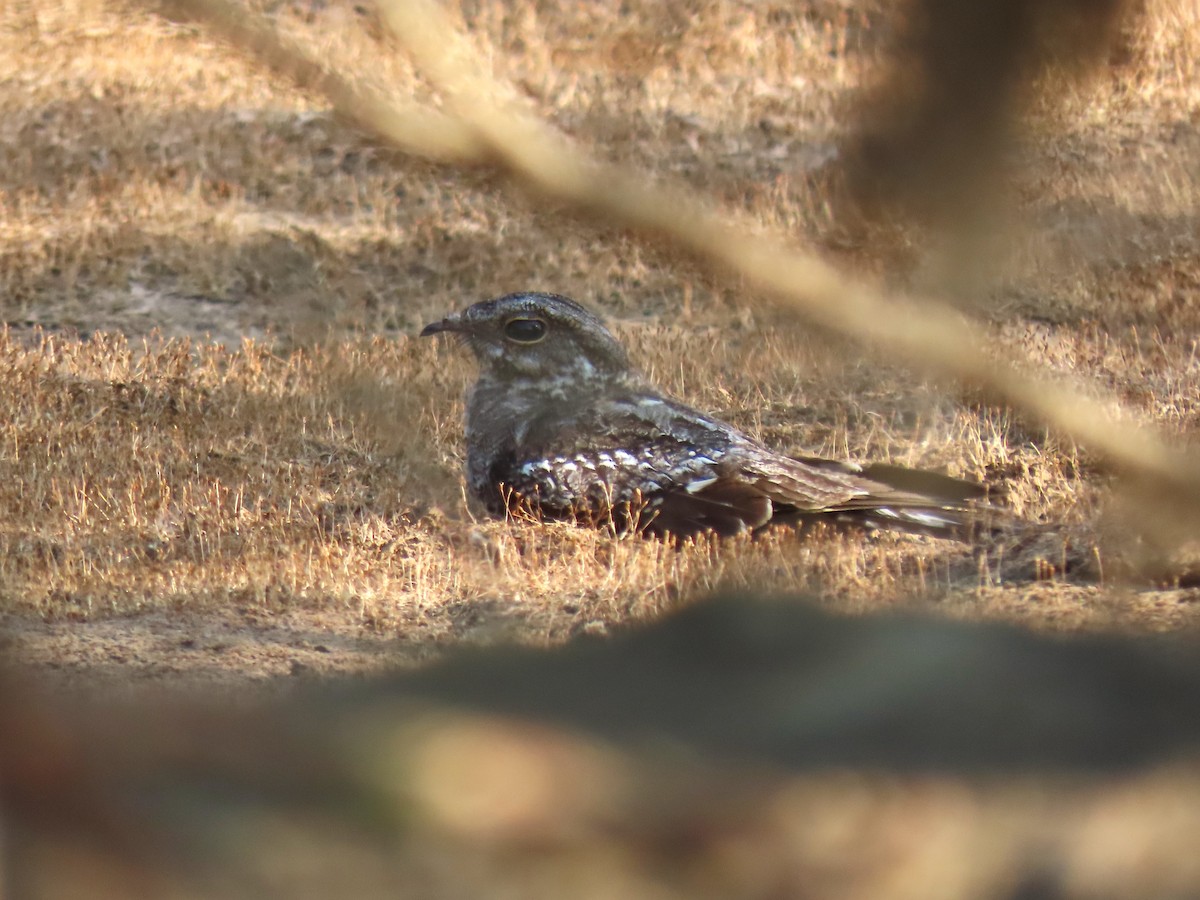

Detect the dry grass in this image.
[2,0,1200,669]
[5,3,1200,896]
[0,327,1014,627]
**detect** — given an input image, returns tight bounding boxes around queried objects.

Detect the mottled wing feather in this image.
[489,389,985,539]
[645,476,773,539]
[743,454,978,537]
[793,456,990,503]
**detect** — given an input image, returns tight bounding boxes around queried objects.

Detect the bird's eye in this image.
[503,317,547,343]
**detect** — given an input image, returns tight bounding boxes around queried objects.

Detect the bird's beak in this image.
[419,314,465,337]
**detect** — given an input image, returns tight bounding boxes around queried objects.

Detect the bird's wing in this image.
[508,393,774,537]
[739,451,989,538]
[792,456,991,503]
[518,391,988,539]
[640,476,774,539]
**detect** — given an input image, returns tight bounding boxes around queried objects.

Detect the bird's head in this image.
[420,292,632,385]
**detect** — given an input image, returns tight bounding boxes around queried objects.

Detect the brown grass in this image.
[2,0,1200,674]
[5,3,1200,897]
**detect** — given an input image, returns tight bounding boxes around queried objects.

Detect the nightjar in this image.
[421,292,992,540]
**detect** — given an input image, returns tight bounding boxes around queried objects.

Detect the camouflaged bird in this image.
[421,292,990,540]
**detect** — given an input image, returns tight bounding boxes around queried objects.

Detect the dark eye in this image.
[503,317,547,343]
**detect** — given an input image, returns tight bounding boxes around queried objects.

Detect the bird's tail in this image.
[781,458,1009,542]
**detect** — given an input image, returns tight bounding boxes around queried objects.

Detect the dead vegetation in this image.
[4,2,1200,897]
[2,0,1200,674]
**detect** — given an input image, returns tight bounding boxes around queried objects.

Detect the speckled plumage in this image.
[421,292,989,540]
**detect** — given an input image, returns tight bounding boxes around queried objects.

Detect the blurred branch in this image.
[6,594,1200,895]
[846,0,1125,225]
[155,0,482,162]
[157,0,1200,503]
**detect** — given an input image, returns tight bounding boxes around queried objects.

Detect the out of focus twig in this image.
[156,0,481,162]
[158,0,1200,508]
[848,0,1125,224]
[7,594,1200,896]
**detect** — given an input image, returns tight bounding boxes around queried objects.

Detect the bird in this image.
[420,291,994,541]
